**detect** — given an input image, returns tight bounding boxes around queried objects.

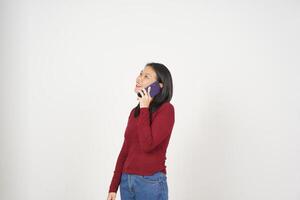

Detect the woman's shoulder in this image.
[129,107,135,116]
[128,102,174,116]
[156,101,174,113]
[125,106,135,120]
[161,101,174,108]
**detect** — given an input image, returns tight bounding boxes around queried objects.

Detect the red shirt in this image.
[108,102,175,193]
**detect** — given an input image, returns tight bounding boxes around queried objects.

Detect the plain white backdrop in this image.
[1,0,300,199]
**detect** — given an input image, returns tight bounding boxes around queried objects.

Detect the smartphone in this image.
[137,81,161,98]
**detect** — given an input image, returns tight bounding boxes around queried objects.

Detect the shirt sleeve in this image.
[108,109,133,193]
[137,103,175,153]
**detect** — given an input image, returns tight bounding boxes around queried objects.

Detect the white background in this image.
[1,0,300,199]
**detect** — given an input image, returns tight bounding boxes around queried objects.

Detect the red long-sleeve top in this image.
[108,101,175,193]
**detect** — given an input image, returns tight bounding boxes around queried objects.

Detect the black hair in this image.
[133,62,173,124]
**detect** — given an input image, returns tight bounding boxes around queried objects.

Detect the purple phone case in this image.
[137,81,161,98]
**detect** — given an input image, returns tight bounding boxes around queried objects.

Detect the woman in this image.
[107,62,175,200]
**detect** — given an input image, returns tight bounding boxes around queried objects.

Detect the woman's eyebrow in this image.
[140,70,152,76]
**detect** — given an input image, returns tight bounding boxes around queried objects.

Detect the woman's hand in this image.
[107,192,116,200]
[137,87,153,108]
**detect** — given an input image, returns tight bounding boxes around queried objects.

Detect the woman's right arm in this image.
[108,108,134,194]
[108,136,129,193]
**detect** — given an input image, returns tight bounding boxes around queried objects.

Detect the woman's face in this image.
[135,66,163,94]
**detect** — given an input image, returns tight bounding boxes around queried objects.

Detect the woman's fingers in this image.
[142,88,149,98]
[148,87,151,96]
[141,88,146,96]
[108,196,115,200]
[138,89,145,97]
[107,192,116,200]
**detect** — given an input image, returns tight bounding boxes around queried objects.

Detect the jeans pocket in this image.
[140,172,164,183]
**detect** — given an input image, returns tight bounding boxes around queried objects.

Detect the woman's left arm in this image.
[137,103,175,153]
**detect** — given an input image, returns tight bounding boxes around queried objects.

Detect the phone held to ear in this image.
[137,81,161,98]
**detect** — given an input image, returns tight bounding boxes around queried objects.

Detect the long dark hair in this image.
[133,62,173,124]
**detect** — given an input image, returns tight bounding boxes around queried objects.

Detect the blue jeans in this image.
[120,171,168,200]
